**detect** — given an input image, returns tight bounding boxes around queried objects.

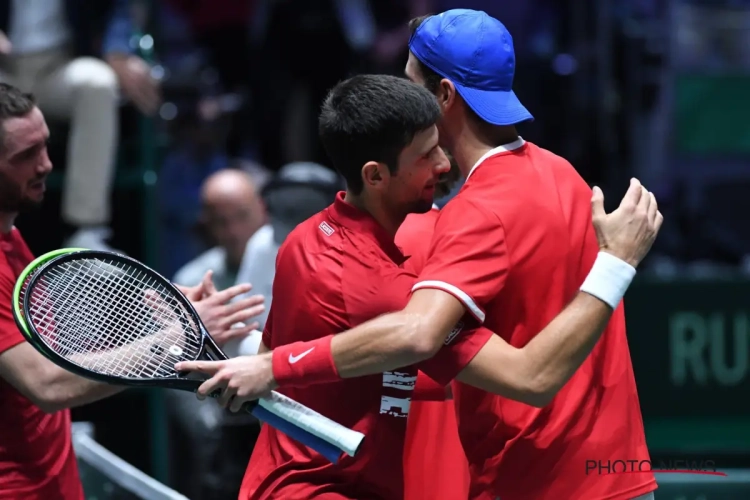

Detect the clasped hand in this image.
[175,354,278,412]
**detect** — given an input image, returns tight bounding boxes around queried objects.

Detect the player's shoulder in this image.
[276,206,353,268]
[472,141,574,178]
[530,143,582,180]
[280,207,332,248]
[533,142,573,163]
[7,227,32,253]
[437,192,497,225]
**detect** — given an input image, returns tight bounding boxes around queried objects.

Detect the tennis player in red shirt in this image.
[398,11,657,499]
[179,73,662,499]
[229,75,491,500]
[0,83,265,500]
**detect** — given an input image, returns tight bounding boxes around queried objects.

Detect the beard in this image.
[410,197,434,214]
[0,170,44,213]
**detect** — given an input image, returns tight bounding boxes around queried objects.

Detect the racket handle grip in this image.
[248,405,343,463]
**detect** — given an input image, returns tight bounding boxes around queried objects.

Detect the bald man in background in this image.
[171,168,269,500]
[175,168,268,292]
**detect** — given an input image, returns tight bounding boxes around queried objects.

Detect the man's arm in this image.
[328,287,612,408]
[177,180,661,407]
[0,342,122,413]
[279,181,660,390]
[330,182,659,394]
[455,293,612,407]
[0,272,263,413]
[330,281,612,396]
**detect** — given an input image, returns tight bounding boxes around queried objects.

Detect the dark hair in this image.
[318,74,441,194]
[408,16,443,94]
[0,83,36,153]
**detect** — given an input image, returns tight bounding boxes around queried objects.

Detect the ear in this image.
[361,161,389,190]
[436,79,457,113]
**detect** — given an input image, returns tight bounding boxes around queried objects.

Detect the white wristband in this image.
[579,252,636,309]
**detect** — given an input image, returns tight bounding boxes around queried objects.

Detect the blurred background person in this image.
[162,0,255,159]
[248,0,371,170]
[157,92,237,277]
[174,168,267,295]
[0,0,161,251]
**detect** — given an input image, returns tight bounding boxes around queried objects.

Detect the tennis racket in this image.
[13,248,85,342]
[14,249,364,463]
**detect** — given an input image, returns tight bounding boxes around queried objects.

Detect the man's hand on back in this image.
[591,178,663,268]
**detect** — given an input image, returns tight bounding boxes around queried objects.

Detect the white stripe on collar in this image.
[432,203,439,210]
[466,137,526,181]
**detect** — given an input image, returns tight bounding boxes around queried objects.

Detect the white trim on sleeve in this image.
[412,280,486,323]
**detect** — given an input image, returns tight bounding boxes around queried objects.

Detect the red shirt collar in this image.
[327,192,406,265]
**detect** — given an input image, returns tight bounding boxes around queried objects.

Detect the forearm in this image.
[40,327,180,411]
[270,310,437,389]
[458,292,612,406]
[522,252,636,400]
[330,311,432,378]
[458,253,634,406]
[41,365,124,413]
[271,290,464,387]
[0,342,125,414]
[521,292,612,396]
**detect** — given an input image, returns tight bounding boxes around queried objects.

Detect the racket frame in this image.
[13,248,86,338]
[16,249,365,462]
[21,249,243,397]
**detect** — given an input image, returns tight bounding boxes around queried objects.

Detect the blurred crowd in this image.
[2,0,750,497]
[5,0,750,284]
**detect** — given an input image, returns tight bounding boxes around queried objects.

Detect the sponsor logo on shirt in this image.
[445,321,464,346]
[319,221,335,236]
[379,371,416,418]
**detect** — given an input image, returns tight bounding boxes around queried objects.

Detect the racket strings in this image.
[32,262,168,376]
[27,257,203,379]
[33,259,195,377]
[42,265,162,375]
[50,260,193,376]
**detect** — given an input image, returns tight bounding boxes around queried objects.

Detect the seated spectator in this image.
[174,168,267,294]
[0,0,161,250]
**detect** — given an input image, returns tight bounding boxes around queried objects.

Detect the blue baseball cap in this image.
[409,9,533,126]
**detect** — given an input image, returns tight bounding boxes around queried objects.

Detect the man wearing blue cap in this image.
[177,13,661,500]
[402,10,657,500]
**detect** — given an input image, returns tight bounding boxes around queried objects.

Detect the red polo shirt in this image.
[397,208,471,500]
[0,228,84,500]
[414,139,656,500]
[240,193,491,500]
